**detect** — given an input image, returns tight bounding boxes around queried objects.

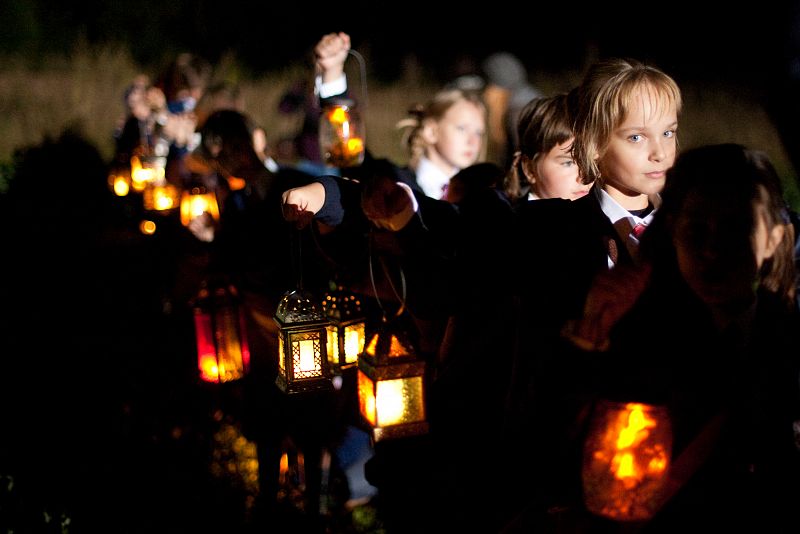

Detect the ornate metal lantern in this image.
[192,282,251,383]
[357,318,428,441]
[582,400,673,521]
[322,284,366,373]
[274,289,334,394]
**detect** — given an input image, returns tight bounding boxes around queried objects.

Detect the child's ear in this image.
[421,118,438,145]
[521,155,537,184]
[763,223,786,260]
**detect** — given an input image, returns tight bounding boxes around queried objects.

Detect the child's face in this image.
[599,88,678,206]
[673,195,780,308]
[429,100,485,170]
[528,138,589,200]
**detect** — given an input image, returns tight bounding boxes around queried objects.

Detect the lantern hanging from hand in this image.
[322,284,366,373]
[180,185,220,227]
[582,400,672,522]
[357,317,428,442]
[319,97,365,168]
[274,289,334,394]
[192,282,251,383]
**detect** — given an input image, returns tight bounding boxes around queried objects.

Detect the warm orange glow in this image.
[358,370,376,426]
[194,295,250,383]
[343,324,363,365]
[346,137,364,154]
[375,377,416,426]
[583,401,672,521]
[139,220,157,234]
[328,106,349,124]
[297,339,316,373]
[227,176,246,191]
[365,333,408,358]
[180,189,220,226]
[109,172,130,196]
[144,183,179,212]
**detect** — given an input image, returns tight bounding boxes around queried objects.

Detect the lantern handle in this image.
[347,49,368,140]
[291,225,304,291]
[367,233,407,318]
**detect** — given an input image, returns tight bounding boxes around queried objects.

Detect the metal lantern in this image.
[274,289,334,394]
[180,186,220,227]
[192,282,251,383]
[322,285,366,373]
[582,400,672,521]
[319,98,365,168]
[357,318,428,441]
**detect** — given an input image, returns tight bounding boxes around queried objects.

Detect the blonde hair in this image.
[504,94,573,201]
[396,88,487,169]
[572,58,682,186]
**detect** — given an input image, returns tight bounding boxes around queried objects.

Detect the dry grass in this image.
[0,45,798,207]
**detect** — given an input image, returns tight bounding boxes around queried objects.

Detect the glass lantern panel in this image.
[343,323,365,365]
[327,325,339,366]
[376,376,425,427]
[582,402,672,521]
[357,370,376,426]
[291,333,322,378]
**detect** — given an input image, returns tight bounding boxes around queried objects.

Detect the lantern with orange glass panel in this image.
[582,400,673,521]
[357,317,428,442]
[192,281,251,383]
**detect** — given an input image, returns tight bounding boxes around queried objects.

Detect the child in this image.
[503,93,590,204]
[502,57,682,524]
[564,144,800,530]
[525,57,681,329]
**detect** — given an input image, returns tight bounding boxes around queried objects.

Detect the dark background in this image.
[2,0,799,87]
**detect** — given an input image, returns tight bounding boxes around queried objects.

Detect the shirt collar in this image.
[416,156,454,199]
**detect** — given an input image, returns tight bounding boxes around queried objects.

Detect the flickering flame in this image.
[584,401,671,521]
[346,137,364,155]
[328,106,348,124]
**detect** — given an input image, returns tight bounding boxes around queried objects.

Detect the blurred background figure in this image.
[481,51,543,169]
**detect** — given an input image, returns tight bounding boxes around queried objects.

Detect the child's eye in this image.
[663,130,676,138]
[628,134,643,143]
[561,160,575,167]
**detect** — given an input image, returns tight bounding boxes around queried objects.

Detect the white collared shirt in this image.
[416,156,455,199]
[596,187,661,267]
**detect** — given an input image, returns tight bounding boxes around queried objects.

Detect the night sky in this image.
[2,1,799,87]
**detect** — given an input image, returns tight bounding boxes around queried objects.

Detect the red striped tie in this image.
[632,222,648,239]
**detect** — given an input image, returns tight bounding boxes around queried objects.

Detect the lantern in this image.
[192,282,251,383]
[322,284,366,373]
[357,318,428,441]
[274,289,334,394]
[130,154,161,192]
[319,98,365,168]
[180,185,220,227]
[582,400,672,521]
[107,167,131,197]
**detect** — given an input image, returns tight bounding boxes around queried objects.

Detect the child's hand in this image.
[314,32,351,83]
[563,262,652,351]
[361,176,415,231]
[282,182,326,229]
[187,212,216,242]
